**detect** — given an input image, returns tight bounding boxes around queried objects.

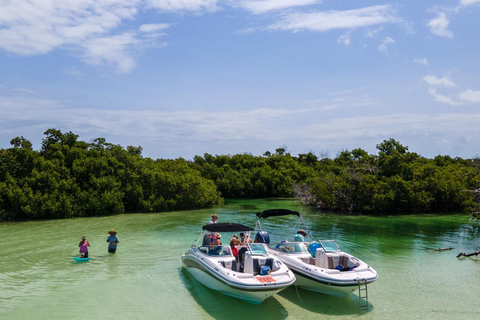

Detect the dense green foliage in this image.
[1,130,479,220]
[0,129,221,220]
[294,139,480,214]
[193,139,480,215]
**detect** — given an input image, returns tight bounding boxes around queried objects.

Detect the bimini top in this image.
[256,209,300,219]
[202,223,254,232]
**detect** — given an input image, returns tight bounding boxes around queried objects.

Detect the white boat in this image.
[181,222,296,304]
[254,209,378,296]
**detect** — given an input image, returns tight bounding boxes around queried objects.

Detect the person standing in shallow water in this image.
[79,236,90,258]
[106,229,120,253]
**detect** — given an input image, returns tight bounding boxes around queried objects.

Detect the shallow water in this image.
[1,199,479,320]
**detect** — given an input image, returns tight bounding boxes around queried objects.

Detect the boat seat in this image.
[244,253,254,274]
[251,258,274,275]
[315,249,340,269]
[315,249,360,270]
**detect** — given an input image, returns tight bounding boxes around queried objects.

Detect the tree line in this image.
[0,129,221,220]
[1,130,479,220]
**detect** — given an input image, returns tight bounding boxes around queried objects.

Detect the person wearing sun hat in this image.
[208,213,218,224]
[106,229,120,253]
[294,229,307,242]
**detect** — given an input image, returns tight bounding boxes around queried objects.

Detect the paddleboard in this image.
[73,256,91,262]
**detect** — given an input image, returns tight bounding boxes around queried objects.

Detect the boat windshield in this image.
[205,245,232,256]
[248,243,268,255]
[275,242,308,254]
[319,240,340,252]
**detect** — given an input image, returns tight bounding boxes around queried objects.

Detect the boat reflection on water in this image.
[179,267,289,320]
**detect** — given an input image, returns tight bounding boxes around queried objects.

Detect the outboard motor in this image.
[255,231,270,244]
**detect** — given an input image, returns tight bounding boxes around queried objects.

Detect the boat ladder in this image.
[357,279,368,313]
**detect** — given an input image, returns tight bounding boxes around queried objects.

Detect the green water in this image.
[1,199,479,320]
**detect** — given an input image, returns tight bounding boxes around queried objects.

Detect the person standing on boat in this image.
[208,214,218,224]
[106,229,120,253]
[79,236,90,258]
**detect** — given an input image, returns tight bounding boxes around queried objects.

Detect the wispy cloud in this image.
[267,5,400,33]
[378,36,395,54]
[3,89,480,158]
[236,0,320,15]
[428,88,462,106]
[81,33,139,73]
[413,58,429,65]
[423,75,456,87]
[139,23,170,33]
[364,26,383,38]
[427,12,453,38]
[337,31,352,46]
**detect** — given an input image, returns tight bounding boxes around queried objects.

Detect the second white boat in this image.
[254,209,378,296]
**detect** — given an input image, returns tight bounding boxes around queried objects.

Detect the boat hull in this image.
[184,265,284,304]
[293,271,359,296]
[182,253,294,304]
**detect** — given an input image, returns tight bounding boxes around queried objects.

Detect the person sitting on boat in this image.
[294,229,307,242]
[79,236,90,258]
[215,233,222,245]
[240,233,252,244]
[208,214,218,224]
[230,238,239,260]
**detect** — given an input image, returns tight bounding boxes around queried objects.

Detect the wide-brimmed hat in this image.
[217,234,222,238]
[108,229,117,235]
[297,229,307,236]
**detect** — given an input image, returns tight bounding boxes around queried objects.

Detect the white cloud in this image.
[423,75,456,87]
[460,0,480,6]
[146,0,220,12]
[0,1,174,72]
[413,58,429,65]
[428,88,462,106]
[337,31,351,46]
[81,33,139,73]
[459,89,480,103]
[237,0,320,15]
[267,5,400,33]
[427,12,453,38]
[378,36,395,54]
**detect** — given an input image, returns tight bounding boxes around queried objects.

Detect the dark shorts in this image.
[81,253,89,258]
[108,248,116,253]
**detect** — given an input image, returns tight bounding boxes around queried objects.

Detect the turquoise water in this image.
[0,199,479,319]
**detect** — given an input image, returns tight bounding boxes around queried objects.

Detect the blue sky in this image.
[1,0,480,160]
